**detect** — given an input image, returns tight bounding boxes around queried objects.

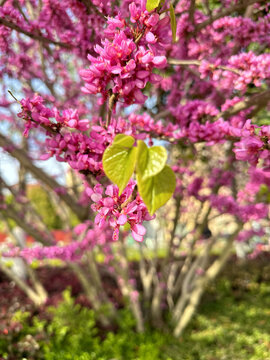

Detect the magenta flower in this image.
[80,3,170,104]
[91,180,153,242]
[234,137,264,165]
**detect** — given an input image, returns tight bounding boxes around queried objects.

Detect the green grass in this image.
[172,278,270,360]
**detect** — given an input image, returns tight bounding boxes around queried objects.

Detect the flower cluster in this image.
[128,113,179,140]
[170,100,233,143]
[236,228,265,243]
[199,53,270,93]
[18,96,55,137]
[2,222,113,262]
[210,194,268,222]
[19,95,185,175]
[43,130,106,174]
[208,168,233,189]
[80,2,170,104]
[89,180,154,242]
[233,120,270,167]
[18,95,109,174]
[186,15,270,60]
[18,95,90,137]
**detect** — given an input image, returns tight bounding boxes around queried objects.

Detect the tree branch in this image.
[0,261,46,306]
[168,58,241,75]
[173,224,242,337]
[0,133,88,221]
[0,17,72,48]
[1,205,52,245]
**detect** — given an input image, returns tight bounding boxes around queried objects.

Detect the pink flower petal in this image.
[117,214,127,225]
[132,230,144,242]
[91,193,102,202]
[152,56,167,68]
[146,32,156,44]
[132,223,146,236]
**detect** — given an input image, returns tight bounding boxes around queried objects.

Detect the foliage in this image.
[2,289,175,360]
[103,135,175,214]
[2,265,270,360]
[41,300,171,360]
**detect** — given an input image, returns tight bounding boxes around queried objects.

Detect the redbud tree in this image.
[0,0,270,336]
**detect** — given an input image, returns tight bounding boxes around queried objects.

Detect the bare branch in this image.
[168,58,241,75]
[0,17,72,49]
[68,262,112,327]
[0,261,46,306]
[1,205,52,245]
[0,175,55,242]
[173,224,243,337]
[0,133,88,221]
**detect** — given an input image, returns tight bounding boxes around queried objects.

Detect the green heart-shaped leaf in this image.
[103,136,137,195]
[146,0,161,12]
[137,165,176,215]
[137,140,167,179]
[113,134,135,148]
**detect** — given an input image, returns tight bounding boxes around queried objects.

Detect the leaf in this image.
[113,134,135,148]
[137,140,167,179]
[137,165,176,215]
[146,0,161,12]
[102,138,137,195]
[169,3,176,43]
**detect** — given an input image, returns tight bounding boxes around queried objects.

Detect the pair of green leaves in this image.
[102,134,176,215]
[146,0,176,43]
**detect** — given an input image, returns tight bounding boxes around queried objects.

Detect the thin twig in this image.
[168,58,241,75]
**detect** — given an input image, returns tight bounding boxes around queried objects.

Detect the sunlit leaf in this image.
[103,136,137,195]
[137,165,176,215]
[137,140,167,179]
[113,134,135,148]
[146,0,161,12]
